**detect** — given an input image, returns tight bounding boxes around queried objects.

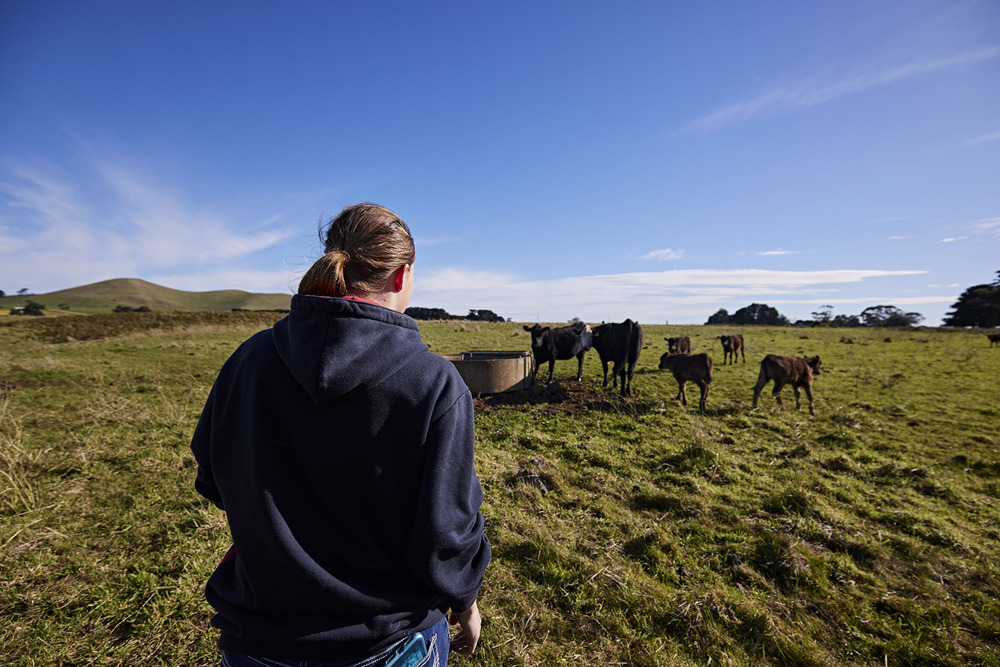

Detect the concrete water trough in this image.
[439,350,534,395]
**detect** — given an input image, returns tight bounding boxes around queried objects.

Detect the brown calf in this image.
[989,333,1000,348]
[658,352,713,413]
[718,334,745,364]
[666,336,691,354]
[752,354,822,415]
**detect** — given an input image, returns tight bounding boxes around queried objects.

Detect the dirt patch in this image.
[473,379,645,416]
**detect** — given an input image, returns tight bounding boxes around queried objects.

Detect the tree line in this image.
[404,307,508,323]
[704,270,998,328]
[706,303,924,328]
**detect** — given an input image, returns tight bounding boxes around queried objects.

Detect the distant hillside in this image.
[0,278,291,314]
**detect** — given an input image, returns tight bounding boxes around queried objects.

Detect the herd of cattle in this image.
[522,322,822,414]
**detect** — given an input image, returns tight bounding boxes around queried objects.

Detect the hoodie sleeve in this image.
[190,384,225,510]
[404,389,491,612]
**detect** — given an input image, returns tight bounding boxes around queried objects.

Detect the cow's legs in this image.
[752,378,768,408]
[575,353,585,381]
[547,360,555,383]
[803,384,815,415]
[600,360,609,387]
[698,380,709,413]
[623,361,636,397]
[677,380,687,405]
[772,381,785,407]
[793,386,802,410]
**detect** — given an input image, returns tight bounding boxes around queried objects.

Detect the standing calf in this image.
[752,354,822,415]
[666,336,691,354]
[658,352,713,413]
[523,322,591,383]
[988,333,1000,348]
[718,334,745,364]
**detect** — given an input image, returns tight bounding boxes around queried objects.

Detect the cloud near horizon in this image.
[413,267,930,323]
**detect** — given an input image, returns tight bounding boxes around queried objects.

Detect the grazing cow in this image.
[592,319,644,396]
[718,334,745,364]
[989,333,1000,348]
[658,352,713,413]
[666,336,691,354]
[752,354,822,415]
[523,322,592,383]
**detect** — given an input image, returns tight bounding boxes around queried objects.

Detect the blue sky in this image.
[1,1,997,325]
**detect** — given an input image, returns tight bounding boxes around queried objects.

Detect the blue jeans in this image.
[220,616,450,667]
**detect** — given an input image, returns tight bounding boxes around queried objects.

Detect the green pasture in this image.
[1,314,998,665]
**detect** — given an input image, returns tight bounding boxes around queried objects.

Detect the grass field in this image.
[1,314,998,666]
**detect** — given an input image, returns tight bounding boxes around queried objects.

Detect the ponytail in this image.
[298,203,414,298]
[298,249,350,297]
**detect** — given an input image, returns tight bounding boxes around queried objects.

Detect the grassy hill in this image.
[0,278,291,314]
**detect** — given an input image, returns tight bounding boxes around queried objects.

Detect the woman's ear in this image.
[393,265,408,292]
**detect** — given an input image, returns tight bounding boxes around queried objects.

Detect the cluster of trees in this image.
[405,307,507,323]
[112,305,152,313]
[10,300,45,316]
[707,303,790,326]
[806,304,923,328]
[943,271,1000,328]
[706,303,924,328]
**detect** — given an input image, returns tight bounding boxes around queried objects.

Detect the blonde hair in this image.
[298,203,415,297]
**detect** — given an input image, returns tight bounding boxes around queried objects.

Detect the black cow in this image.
[752,354,822,415]
[523,322,591,383]
[988,333,1000,348]
[666,336,691,354]
[658,352,713,413]
[591,319,644,396]
[718,334,745,364]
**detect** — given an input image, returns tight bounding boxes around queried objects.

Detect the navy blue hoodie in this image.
[191,295,491,662]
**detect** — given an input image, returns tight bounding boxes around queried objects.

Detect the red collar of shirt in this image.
[338,295,384,307]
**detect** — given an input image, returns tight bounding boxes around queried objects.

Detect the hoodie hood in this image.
[272,294,428,404]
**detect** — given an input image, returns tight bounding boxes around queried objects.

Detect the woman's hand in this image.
[449,601,481,655]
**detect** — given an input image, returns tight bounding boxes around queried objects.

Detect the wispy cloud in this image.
[969,217,1000,237]
[0,157,295,292]
[684,46,1000,133]
[641,248,684,260]
[965,131,1000,145]
[886,235,914,240]
[940,236,968,243]
[757,248,801,256]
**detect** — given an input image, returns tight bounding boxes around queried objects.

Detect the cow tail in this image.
[756,357,769,384]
